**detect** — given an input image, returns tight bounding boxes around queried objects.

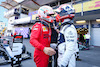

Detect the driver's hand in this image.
[43,47,56,56]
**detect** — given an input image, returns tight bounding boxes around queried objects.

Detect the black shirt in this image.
[51,28,58,43]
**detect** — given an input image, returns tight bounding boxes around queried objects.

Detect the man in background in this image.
[85,32,90,50]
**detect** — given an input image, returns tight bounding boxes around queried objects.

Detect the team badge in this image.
[42,26,48,31]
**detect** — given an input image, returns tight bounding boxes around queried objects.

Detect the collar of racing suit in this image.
[41,21,49,27]
[58,20,73,30]
[35,20,49,27]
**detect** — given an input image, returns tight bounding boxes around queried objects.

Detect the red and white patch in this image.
[33,27,38,30]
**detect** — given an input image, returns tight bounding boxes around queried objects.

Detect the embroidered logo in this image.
[42,26,48,31]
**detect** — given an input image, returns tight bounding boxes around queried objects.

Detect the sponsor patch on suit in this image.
[42,26,48,32]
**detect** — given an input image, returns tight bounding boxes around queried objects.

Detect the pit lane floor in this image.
[0,39,100,67]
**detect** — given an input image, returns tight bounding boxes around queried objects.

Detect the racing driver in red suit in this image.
[30,6,56,67]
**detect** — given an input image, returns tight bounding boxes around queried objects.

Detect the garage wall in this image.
[91,21,100,46]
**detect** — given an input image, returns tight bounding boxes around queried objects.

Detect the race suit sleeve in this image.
[60,27,77,66]
[30,23,45,51]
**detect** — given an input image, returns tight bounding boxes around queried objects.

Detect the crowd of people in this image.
[78,32,90,50]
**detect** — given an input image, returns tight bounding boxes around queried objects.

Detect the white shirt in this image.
[85,33,90,39]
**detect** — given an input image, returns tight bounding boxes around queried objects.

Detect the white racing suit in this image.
[57,24,77,67]
[75,43,79,59]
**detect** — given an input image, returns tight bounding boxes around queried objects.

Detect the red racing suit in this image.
[30,22,51,67]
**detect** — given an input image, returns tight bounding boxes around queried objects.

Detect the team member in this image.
[14,31,17,36]
[30,6,56,67]
[55,4,77,67]
[85,32,90,49]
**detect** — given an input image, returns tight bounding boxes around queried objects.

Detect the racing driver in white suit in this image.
[55,4,77,67]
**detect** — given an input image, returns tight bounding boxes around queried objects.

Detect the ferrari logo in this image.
[42,26,48,31]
